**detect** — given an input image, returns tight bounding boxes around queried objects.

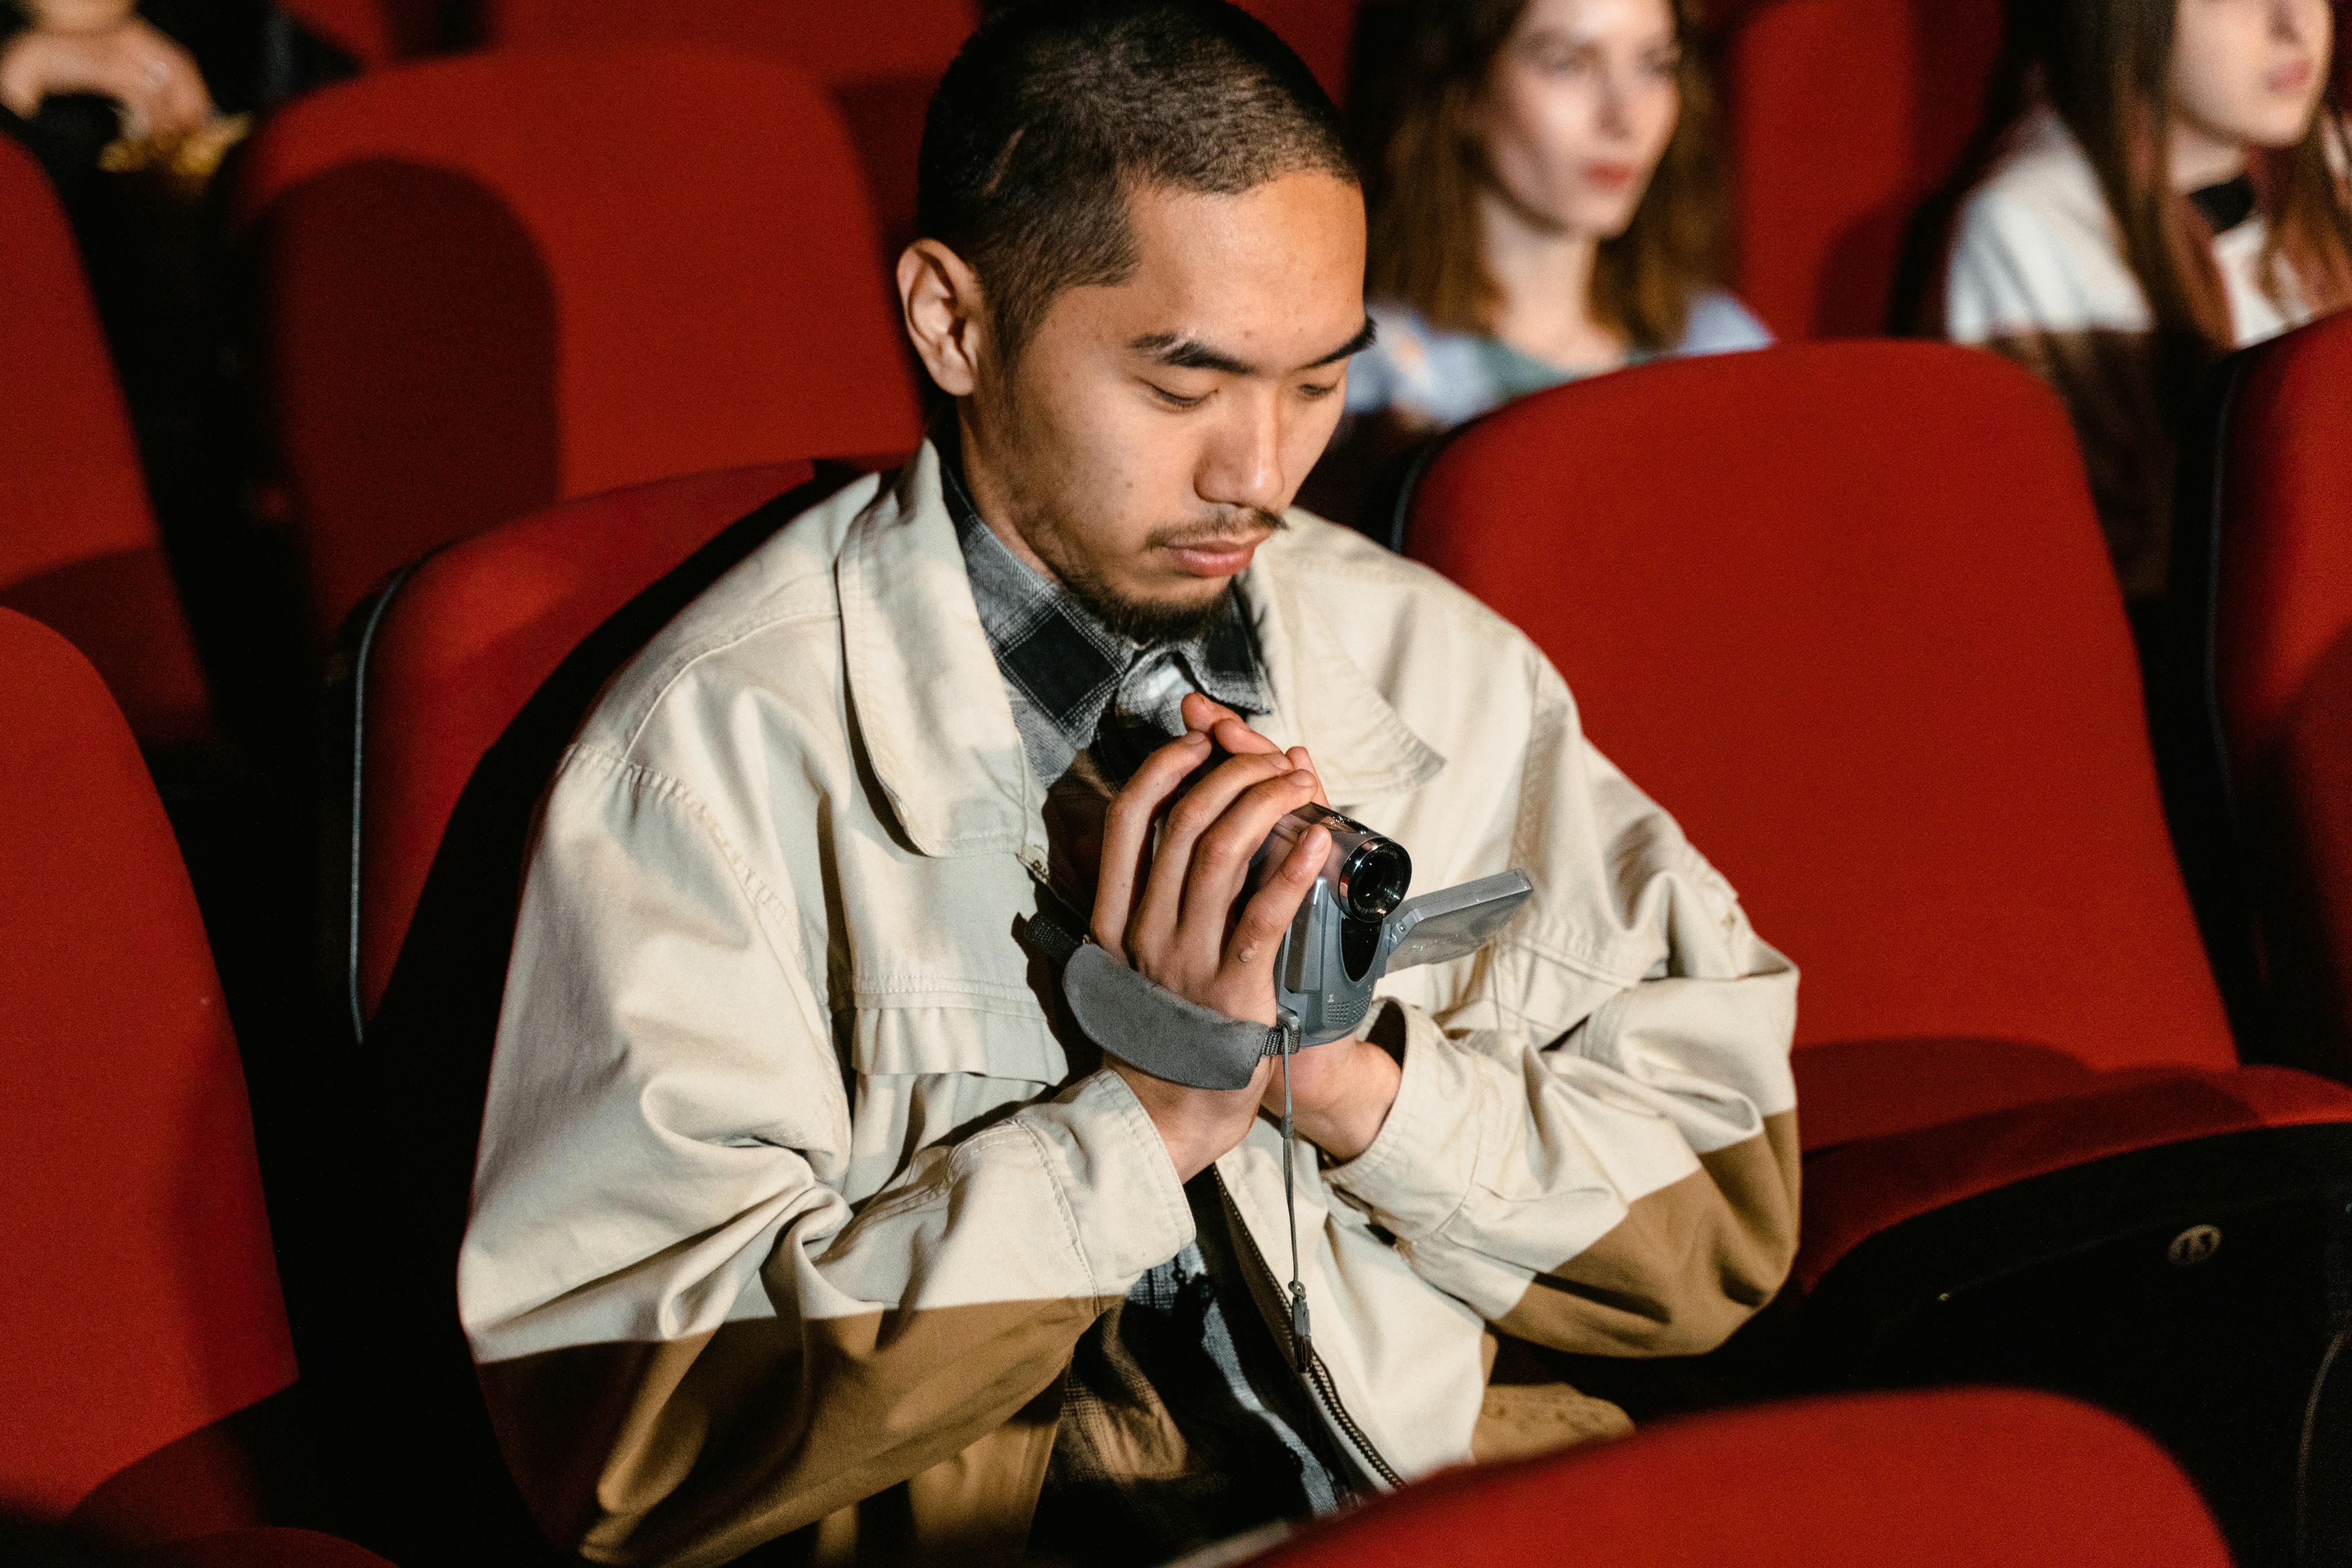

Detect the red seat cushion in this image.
[1251,1387,2231,1568]
[0,137,212,749]
[1406,343,2237,1148]
[1797,1061,2352,1287]
[0,612,295,1522]
[1725,0,2004,337]
[235,47,924,644]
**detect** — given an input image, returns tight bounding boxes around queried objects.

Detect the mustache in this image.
[1145,509,1290,551]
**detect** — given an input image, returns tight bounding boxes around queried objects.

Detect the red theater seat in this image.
[0,137,213,751]
[1400,340,2352,1560]
[2175,311,2352,1079]
[1724,0,2005,338]
[1251,1390,2230,1568]
[235,48,923,647]
[476,0,977,254]
[0,611,395,1568]
[297,462,878,1562]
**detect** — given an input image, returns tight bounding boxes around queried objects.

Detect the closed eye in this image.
[1146,382,1207,410]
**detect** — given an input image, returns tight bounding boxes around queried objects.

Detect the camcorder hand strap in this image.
[1030,910,1316,1364]
[1277,1011,1312,1361]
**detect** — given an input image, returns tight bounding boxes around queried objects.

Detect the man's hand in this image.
[1090,720,1328,1180]
[1,15,212,139]
[1171,693,1403,1163]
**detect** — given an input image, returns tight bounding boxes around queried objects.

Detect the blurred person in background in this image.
[1303,0,1767,531]
[1932,0,2352,613]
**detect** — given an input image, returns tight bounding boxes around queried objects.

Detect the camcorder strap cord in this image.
[1277,1009,1311,1360]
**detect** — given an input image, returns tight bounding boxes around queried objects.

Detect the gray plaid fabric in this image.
[939,441,1346,1563]
[941,447,1272,792]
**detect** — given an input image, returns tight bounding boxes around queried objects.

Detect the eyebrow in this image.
[1130,316,1378,377]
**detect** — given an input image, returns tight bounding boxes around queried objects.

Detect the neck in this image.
[2169,116,2249,193]
[1473,185,1623,371]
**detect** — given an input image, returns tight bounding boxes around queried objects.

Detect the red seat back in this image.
[0,611,296,1537]
[279,0,438,64]
[1234,0,1358,104]
[2209,309,2352,1069]
[236,48,923,645]
[1404,342,2235,1149]
[476,0,978,254]
[347,462,835,1023]
[1251,1389,2231,1568]
[1726,0,2005,338]
[0,138,213,749]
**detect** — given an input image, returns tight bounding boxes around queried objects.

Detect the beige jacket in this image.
[458,443,1801,1568]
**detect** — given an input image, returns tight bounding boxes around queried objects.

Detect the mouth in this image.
[1582,162,1639,192]
[2269,58,2315,95]
[1160,531,1273,578]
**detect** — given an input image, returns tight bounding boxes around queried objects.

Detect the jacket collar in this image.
[837,440,1444,859]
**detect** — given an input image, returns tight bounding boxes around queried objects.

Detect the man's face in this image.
[962,172,1369,638]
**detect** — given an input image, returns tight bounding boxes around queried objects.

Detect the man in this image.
[457,4,1799,1566]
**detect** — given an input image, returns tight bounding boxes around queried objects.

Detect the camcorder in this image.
[1051,791,1532,1093]
[1257,802,1532,1050]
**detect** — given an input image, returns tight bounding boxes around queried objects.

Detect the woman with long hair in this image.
[1307,0,1764,525]
[1936,0,2351,602]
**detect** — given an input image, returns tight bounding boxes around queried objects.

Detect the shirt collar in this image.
[936,424,1273,781]
[835,439,1443,859]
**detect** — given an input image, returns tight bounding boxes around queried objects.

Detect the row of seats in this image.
[9,336,2328,1564]
[21,0,2329,755]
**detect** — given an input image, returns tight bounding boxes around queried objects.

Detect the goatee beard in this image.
[1056,559,1233,643]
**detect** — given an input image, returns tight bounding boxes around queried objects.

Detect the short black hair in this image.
[917,0,1358,364]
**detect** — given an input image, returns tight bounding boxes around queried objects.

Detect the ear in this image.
[897,238,992,398]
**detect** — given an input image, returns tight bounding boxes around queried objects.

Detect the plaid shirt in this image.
[941,447,1272,792]
[941,440,1352,1563]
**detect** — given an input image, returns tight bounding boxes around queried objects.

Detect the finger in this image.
[1226,823,1328,974]
[1176,767,1320,955]
[1092,728,1210,955]
[1180,692,1245,736]
[1130,750,1296,955]
[1284,745,1331,807]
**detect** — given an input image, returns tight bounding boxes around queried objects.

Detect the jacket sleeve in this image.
[457,747,1191,1568]
[1326,660,1800,1358]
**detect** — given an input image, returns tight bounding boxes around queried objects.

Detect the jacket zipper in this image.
[1213,1167,1405,1488]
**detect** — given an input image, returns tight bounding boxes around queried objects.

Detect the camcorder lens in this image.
[1339,839,1411,920]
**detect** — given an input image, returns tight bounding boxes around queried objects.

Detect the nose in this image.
[2272,0,2313,43]
[1594,62,1638,139]
[1195,390,1288,518]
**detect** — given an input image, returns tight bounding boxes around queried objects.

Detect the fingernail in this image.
[1290,768,1316,786]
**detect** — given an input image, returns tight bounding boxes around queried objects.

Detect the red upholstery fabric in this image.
[2212,309,2352,1071]
[1234,0,1358,104]
[0,136,212,749]
[278,0,436,63]
[476,0,978,253]
[2213,309,2352,776]
[235,48,923,644]
[0,612,297,1522]
[1726,0,2004,338]
[1251,1388,2231,1568]
[1407,343,2234,1100]
[1797,1061,2352,1288]
[482,0,975,81]
[353,462,819,1018]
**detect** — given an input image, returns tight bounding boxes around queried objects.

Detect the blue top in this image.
[1345,290,1773,427]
